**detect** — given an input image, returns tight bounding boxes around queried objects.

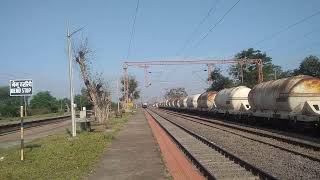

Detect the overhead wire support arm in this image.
[123,58,263,67]
[122,58,264,108]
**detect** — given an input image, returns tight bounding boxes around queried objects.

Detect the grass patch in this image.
[0,112,70,124]
[0,113,132,180]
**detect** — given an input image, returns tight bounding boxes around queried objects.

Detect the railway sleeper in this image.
[148,110,260,180]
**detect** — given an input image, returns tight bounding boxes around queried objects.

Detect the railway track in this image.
[150,108,320,179]
[0,116,70,135]
[158,108,320,163]
[146,109,276,180]
[162,108,320,144]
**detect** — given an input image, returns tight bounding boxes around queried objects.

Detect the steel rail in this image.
[159,108,320,163]
[161,108,320,151]
[148,108,277,180]
[145,109,216,180]
[0,116,70,135]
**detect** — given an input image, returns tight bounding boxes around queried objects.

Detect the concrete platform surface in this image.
[88,110,168,180]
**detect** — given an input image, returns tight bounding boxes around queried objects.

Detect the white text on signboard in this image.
[10,80,33,96]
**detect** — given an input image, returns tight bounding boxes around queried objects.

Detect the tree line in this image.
[0,37,140,123]
[207,48,320,91]
[0,86,95,118]
[163,48,319,99]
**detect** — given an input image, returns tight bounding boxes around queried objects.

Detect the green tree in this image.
[164,88,188,100]
[110,102,118,111]
[277,69,294,79]
[269,65,294,79]
[0,86,21,117]
[121,75,140,101]
[57,98,70,112]
[74,88,93,110]
[294,55,320,78]
[230,48,276,87]
[207,68,234,91]
[30,91,59,114]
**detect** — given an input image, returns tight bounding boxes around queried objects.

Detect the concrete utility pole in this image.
[67,23,84,137]
[117,80,120,113]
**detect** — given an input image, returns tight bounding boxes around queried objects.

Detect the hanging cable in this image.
[176,0,220,56]
[126,0,140,59]
[251,9,320,47]
[184,0,241,57]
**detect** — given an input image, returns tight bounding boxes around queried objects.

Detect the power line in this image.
[176,0,220,56]
[265,28,320,53]
[251,9,320,47]
[126,0,140,59]
[184,0,241,57]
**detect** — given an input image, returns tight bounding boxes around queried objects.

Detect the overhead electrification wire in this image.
[251,9,320,47]
[126,0,140,59]
[176,0,220,56]
[265,28,320,53]
[184,0,241,57]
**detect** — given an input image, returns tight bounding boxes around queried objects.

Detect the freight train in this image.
[156,75,320,127]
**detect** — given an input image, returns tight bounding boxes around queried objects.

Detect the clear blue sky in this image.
[1,0,320,101]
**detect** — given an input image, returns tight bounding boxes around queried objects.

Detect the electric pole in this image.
[66,23,84,137]
[117,80,120,113]
[67,26,76,137]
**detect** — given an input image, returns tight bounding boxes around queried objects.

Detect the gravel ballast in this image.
[154,109,320,179]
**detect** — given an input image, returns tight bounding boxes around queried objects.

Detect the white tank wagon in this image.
[162,101,166,107]
[248,75,320,122]
[165,100,170,107]
[167,99,174,108]
[186,94,201,110]
[197,91,218,111]
[168,98,177,108]
[215,86,251,114]
[173,98,180,108]
[178,97,188,109]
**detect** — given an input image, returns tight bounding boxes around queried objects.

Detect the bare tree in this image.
[74,39,111,124]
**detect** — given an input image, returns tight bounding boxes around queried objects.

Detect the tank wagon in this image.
[165,100,169,107]
[248,75,320,123]
[168,99,175,108]
[215,86,251,115]
[173,98,180,108]
[197,91,217,111]
[186,94,201,110]
[156,75,320,128]
[178,97,188,109]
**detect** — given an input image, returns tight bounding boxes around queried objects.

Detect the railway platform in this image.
[88,110,168,180]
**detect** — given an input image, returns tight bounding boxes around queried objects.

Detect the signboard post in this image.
[10,79,33,161]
